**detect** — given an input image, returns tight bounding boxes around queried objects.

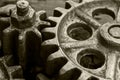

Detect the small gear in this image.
[40,0,120,80]
[2,0,50,71]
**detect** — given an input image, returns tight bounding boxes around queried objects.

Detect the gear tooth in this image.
[58,68,81,80]
[45,57,68,77]
[37,10,47,21]
[42,27,56,34]
[47,16,59,27]
[8,66,23,78]
[60,61,81,75]
[32,28,42,39]
[0,4,16,16]
[47,50,64,61]
[54,7,68,17]
[3,28,19,55]
[42,38,57,45]
[65,0,79,9]
[48,16,60,23]
[18,32,27,69]
[59,61,82,79]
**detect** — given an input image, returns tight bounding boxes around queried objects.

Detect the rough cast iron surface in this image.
[1,0,120,80]
[40,0,120,80]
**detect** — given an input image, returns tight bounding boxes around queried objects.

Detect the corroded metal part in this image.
[2,0,50,72]
[41,0,120,80]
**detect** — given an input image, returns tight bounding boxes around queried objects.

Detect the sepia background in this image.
[0,0,81,16]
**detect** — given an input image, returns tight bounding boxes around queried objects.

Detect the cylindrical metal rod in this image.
[16,0,29,16]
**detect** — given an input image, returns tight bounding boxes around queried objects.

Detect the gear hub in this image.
[41,0,120,80]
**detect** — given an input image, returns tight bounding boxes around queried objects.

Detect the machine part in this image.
[2,0,50,73]
[1,0,81,80]
[0,4,15,42]
[41,0,120,80]
[0,0,73,80]
[0,55,24,80]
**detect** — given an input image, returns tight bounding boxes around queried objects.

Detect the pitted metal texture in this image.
[41,0,120,80]
[1,0,120,80]
[0,0,51,79]
[2,0,50,70]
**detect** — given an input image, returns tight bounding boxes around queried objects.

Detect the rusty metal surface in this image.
[1,0,51,79]
[41,0,120,80]
[1,0,120,80]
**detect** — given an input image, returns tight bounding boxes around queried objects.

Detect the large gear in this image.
[41,0,120,80]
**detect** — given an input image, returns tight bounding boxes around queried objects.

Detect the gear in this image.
[2,0,50,71]
[0,55,24,80]
[40,0,120,80]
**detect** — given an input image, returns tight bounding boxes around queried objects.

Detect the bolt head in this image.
[17,0,29,10]
[10,7,36,29]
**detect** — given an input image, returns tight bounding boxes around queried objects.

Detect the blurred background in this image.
[0,0,81,16]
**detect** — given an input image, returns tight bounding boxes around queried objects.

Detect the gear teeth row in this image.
[41,0,83,80]
[31,28,42,38]
[3,27,42,70]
